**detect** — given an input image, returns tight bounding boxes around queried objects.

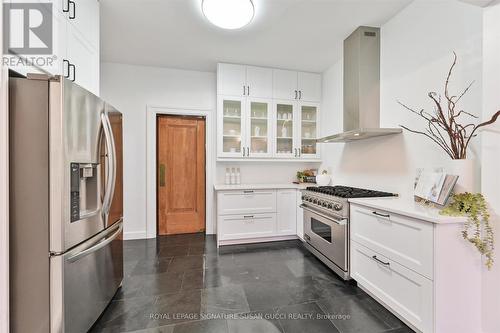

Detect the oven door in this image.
[302,205,348,271]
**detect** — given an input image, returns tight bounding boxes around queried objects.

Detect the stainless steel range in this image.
[301,186,397,280]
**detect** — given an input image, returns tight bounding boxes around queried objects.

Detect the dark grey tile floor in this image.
[90,233,414,333]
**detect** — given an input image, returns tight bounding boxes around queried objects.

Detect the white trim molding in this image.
[146,106,216,239]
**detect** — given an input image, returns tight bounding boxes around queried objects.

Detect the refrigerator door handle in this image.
[106,112,117,214]
[101,113,115,215]
[66,221,123,263]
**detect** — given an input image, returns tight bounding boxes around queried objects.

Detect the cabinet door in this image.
[246,98,273,158]
[246,66,273,98]
[274,100,297,158]
[218,63,246,96]
[277,190,297,236]
[218,96,246,158]
[66,23,99,95]
[65,0,99,50]
[273,69,298,100]
[298,72,321,102]
[298,102,320,159]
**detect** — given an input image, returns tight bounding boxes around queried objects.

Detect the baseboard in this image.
[126,230,216,240]
[218,235,298,247]
[123,231,148,240]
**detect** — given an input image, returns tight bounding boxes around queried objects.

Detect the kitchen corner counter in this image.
[348,197,468,224]
[213,183,315,191]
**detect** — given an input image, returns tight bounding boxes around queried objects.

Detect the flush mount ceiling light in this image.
[202,0,255,29]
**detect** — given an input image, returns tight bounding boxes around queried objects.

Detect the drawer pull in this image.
[243,215,254,219]
[372,211,390,218]
[372,255,390,266]
[243,190,254,194]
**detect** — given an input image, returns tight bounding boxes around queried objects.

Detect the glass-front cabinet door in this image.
[299,103,319,158]
[246,98,272,158]
[218,96,245,158]
[274,101,297,158]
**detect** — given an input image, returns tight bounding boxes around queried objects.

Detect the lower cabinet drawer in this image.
[350,204,434,279]
[351,241,433,333]
[217,190,277,215]
[218,213,276,241]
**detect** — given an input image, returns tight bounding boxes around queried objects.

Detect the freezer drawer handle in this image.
[67,222,123,263]
[372,255,390,266]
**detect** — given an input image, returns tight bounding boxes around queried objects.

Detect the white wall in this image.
[100,63,216,238]
[320,0,483,200]
[481,2,500,332]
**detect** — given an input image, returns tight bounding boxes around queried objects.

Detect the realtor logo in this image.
[3,3,53,55]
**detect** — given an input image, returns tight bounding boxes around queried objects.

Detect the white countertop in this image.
[348,197,468,224]
[213,183,315,191]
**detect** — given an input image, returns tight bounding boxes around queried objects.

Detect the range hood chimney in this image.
[318,26,401,143]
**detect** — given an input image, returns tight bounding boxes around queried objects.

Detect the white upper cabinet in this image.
[246,66,273,98]
[217,63,321,160]
[218,64,273,98]
[273,69,321,102]
[66,0,100,50]
[298,72,321,102]
[273,69,298,100]
[218,64,247,96]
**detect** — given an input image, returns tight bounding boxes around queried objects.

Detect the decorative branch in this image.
[399,52,500,160]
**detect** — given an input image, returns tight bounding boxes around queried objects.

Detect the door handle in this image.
[294,90,298,99]
[101,113,116,215]
[63,59,70,78]
[298,148,301,157]
[247,147,250,157]
[159,164,166,187]
[68,63,76,82]
[247,86,250,96]
[304,234,311,241]
[63,0,70,12]
[69,0,76,19]
[299,91,302,100]
[372,255,390,266]
[243,85,246,96]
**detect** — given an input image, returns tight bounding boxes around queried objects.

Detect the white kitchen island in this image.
[349,197,482,333]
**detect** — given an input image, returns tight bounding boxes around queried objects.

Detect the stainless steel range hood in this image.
[318,26,402,143]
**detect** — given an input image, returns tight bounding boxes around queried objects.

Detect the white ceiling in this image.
[100,0,416,73]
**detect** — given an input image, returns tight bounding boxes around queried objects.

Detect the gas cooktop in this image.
[305,185,397,199]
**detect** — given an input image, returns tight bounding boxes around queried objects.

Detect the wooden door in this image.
[157,116,206,235]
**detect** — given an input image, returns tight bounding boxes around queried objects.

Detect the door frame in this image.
[146,106,215,238]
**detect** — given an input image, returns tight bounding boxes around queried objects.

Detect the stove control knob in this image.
[333,203,343,211]
[313,198,319,204]
[327,203,334,209]
[322,201,328,207]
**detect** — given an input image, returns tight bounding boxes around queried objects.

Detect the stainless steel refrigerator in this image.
[9,72,124,333]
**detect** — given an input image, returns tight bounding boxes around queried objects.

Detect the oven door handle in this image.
[300,204,347,225]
